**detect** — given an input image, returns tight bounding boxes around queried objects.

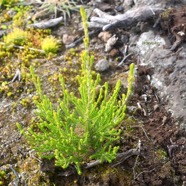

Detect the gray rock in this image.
[98,31,112,42]
[105,34,118,52]
[136,30,166,55]
[95,59,110,71]
[140,44,186,129]
[131,27,186,129]
[123,0,165,9]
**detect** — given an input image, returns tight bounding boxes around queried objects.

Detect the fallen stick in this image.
[9,164,20,186]
[118,53,133,67]
[89,6,164,31]
[85,140,141,169]
[28,16,63,29]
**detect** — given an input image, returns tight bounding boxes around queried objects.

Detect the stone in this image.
[62,34,77,45]
[140,44,186,129]
[95,59,110,71]
[136,30,166,55]
[98,31,112,42]
[105,34,118,52]
[109,48,119,57]
[116,5,124,12]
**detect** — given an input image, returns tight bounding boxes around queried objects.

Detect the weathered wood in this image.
[89,6,164,31]
[28,16,63,29]
[85,148,140,169]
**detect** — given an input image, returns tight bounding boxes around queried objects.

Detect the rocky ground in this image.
[0,0,186,186]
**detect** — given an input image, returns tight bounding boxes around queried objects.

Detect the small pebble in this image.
[62,34,76,45]
[98,31,112,42]
[95,59,110,72]
[116,5,124,12]
[109,48,119,57]
[105,34,118,52]
[120,34,129,43]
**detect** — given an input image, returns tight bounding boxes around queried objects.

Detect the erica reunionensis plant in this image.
[17,7,135,175]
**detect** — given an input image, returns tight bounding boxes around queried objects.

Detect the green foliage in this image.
[41,36,59,55]
[0,0,18,7]
[17,7,135,175]
[12,5,31,27]
[0,170,6,186]
[161,8,173,21]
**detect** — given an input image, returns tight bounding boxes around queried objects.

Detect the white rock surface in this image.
[136,30,166,56]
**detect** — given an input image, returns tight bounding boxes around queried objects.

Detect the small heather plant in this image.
[17,7,135,175]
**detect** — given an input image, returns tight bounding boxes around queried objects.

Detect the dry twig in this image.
[89,6,164,31]
[85,140,141,169]
[29,16,63,29]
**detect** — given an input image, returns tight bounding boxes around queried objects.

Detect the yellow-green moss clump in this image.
[4,28,28,46]
[41,36,59,55]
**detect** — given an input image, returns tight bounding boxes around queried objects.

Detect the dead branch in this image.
[118,53,133,66]
[134,168,156,181]
[28,16,63,29]
[85,160,101,169]
[112,139,141,167]
[89,6,164,31]
[11,69,21,83]
[85,140,141,169]
[131,140,143,180]
[9,164,20,186]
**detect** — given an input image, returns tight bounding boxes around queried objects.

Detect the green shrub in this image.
[17,7,135,175]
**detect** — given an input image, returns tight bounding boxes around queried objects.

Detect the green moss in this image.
[4,28,28,46]
[0,0,18,7]
[7,91,13,97]
[0,170,6,186]
[0,171,5,177]
[0,180,4,185]
[161,8,173,20]
[156,148,168,160]
[20,97,32,107]
[0,81,9,93]
[41,36,60,55]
